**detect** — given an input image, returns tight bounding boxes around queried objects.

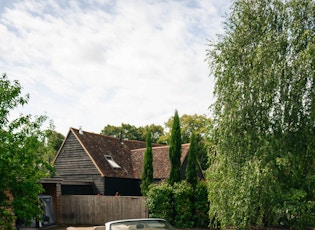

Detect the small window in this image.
[104,155,121,169]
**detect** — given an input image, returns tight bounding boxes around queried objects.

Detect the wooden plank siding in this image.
[55,132,100,176]
[55,132,105,194]
[60,195,148,225]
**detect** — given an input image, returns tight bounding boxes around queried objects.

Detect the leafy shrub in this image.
[173,181,194,228]
[147,181,209,228]
[193,181,209,228]
[146,182,174,223]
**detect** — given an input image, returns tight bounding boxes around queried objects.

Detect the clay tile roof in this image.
[70,128,166,179]
[71,128,138,178]
[130,143,190,179]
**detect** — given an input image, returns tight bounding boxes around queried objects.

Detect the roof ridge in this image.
[70,127,137,142]
[131,143,190,152]
[70,127,161,145]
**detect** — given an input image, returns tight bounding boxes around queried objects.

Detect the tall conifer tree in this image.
[186,132,198,188]
[169,110,182,185]
[140,129,153,195]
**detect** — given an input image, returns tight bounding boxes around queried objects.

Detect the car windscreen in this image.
[110,220,174,230]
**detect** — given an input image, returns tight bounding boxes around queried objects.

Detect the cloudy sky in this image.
[1,0,231,135]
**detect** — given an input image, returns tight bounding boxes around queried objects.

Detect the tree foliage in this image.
[140,124,165,143]
[0,74,51,228]
[44,127,64,164]
[140,129,153,196]
[162,114,211,170]
[185,132,198,188]
[207,0,315,229]
[163,114,209,143]
[101,123,164,143]
[168,110,182,186]
[101,123,142,140]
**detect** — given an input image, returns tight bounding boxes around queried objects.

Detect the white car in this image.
[105,218,175,230]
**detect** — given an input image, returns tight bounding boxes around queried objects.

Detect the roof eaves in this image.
[52,128,72,165]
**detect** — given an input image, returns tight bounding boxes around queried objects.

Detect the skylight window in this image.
[104,155,121,169]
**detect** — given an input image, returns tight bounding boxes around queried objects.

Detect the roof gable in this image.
[53,131,101,178]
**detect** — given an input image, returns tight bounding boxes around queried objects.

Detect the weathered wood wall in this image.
[54,132,105,194]
[60,195,148,225]
[55,132,100,176]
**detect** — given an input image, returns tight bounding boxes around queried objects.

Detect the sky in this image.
[0,0,231,136]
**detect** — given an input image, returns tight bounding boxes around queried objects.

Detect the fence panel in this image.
[60,195,148,225]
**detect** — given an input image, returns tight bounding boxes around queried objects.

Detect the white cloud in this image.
[0,0,231,135]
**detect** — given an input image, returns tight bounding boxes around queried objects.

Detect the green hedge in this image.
[193,181,210,228]
[147,181,209,228]
[147,182,174,223]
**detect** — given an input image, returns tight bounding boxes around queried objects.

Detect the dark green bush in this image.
[146,182,174,223]
[193,181,209,228]
[147,181,209,228]
[173,181,194,228]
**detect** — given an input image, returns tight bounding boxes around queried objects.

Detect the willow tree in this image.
[207,0,315,229]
